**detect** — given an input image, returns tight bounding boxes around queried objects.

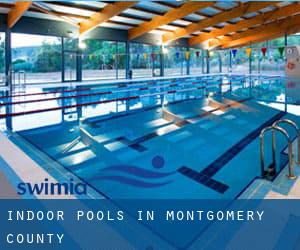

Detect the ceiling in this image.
[3,1,300,49]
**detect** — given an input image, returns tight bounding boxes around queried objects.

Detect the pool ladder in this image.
[260,119,300,180]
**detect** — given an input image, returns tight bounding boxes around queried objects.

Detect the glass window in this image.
[209,51,220,73]
[220,50,230,73]
[82,39,117,80]
[287,34,300,46]
[251,36,286,76]
[11,33,62,84]
[129,43,161,78]
[269,37,285,47]
[130,43,152,78]
[251,41,267,49]
[117,42,126,79]
[152,45,161,77]
[203,53,208,74]
[231,48,249,74]
[164,46,187,76]
[260,48,285,76]
[190,49,203,75]
[251,49,260,74]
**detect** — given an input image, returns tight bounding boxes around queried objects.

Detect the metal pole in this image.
[207,50,210,74]
[5,28,12,130]
[125,41,130,79]
[288,141,296,179]
[219,52,222,73]
[187,46,190,75]
[61,37,65,82]
[116,42,119,79]
[272,129,276,169]
[260,133,265,177]
[229,50,232,73]
[160,45,164,77]
[273,119,300,164]
[5,29,11,89]
[77,51,82,82]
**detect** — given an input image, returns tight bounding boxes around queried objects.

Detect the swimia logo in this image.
[17,178,87,196]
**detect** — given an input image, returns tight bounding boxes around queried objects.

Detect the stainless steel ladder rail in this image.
[272,119,300,165]
[61,136,81,154]
[260,125,296,180]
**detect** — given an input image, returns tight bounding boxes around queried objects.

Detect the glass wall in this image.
[0,33,5,85]
[63,38,78,82]
[220,50,230,73]
[130,43,152,78]
[203,52,208,74]
[209,51,221,73]
[190,49,203,75]
[164,46,187,76]
[287,34,300,46]
[252,38,285,75]
[231,48,249,74]
[82,40,117,80]
[117,42,126,79]
[251,49,260,74]
[5,32,300,85]
[11,33,62,84]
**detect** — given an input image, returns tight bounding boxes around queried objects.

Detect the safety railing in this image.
[260,125,295,180]
[272,119,300,165]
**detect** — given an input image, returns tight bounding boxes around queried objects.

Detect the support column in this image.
[116,42,119,79]
[206,50,210,74]
[125,41,130,79]
[219,52,222,73]
[284,33,288,47]
[201,53,205,74]
[284,32,288,112]
[5,29,11,88]
[229,50,232,73]
[186,46,190,75]
[249,46,252,75]
[5,29,12,130]
[160,45,164,77]
[77,51,82,82]
[61,37,65,82]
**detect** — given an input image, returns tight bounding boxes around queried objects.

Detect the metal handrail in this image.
[273,119,300,164]
[61,136,81,154]
[260,125,296,180]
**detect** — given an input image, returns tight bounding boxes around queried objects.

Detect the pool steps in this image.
[260,119,300,180]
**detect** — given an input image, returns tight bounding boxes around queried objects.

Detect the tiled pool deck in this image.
[240,139,300,199]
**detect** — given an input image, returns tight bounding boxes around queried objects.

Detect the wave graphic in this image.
[91,175,172,188]
[88,158,175,188]
[100,165,175,178]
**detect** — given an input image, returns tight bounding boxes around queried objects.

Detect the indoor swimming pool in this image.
[1,74,299,199]
[0,74,297,131]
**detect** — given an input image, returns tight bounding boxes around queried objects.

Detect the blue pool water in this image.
[1,74,300,199]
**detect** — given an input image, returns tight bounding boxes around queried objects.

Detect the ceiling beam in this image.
[128,2,214,40]
[32,3,79,26]
[231,32,284,49]
[162,2,274,44]
[221,14,300,48]
[8,1,32,28]
[242,21,300,47]
[79,1,136,36]
[189,2,300,46]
